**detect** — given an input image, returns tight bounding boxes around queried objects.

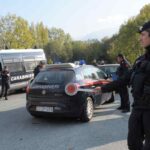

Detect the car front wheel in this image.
[80,97,94,122]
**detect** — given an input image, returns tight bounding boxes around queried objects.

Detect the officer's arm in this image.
[144,62,150,74]
[101,80,120,92]
[6,71,10,77]
[101,69,132,93]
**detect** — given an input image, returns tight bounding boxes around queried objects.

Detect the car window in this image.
[82,67,98,80]
[107,66,118,73]
[96,68,107,79]
[76,73,84,81]
[90,68,99,80]
[32,69,75,85]
[82,67,106,80]
[99,65,119,75]
[82,68,92,79]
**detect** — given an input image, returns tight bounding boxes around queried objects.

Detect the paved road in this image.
[0,92,131,150]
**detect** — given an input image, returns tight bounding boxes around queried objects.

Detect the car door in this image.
[78,66,100,98]
[89,67,102,105]
[81,66,102,105]
[94,67,112,105]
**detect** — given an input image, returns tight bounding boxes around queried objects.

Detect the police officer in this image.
[96,20,150,150]
[0,66,10,100]
[33,61,44,78]
[116,54,130,113]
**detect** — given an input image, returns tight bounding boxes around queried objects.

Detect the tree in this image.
[12,17,34,48]
[0,14,35,49]
[71,41,88,62]
[0,14,16,49]
[108,4,150,64]
[34,22,49,48]
[44,28,73,63]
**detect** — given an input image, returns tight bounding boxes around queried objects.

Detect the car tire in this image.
[80,97,94,122]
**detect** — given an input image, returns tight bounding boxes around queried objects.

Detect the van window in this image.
[24,61,36,72]
[5,62,23,73]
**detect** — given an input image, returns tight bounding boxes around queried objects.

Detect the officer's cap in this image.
[138,21,150,33]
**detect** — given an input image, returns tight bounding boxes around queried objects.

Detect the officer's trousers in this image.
[128,109,150,150]
[119,85,130,109]
[0,82,9,98]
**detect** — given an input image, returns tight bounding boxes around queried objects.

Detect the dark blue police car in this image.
[26,63,113,122]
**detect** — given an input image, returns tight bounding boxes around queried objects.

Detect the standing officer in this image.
[0,66,10,100]
[33,61,44,78]
[96,20,150,150]
[116,54,130,113]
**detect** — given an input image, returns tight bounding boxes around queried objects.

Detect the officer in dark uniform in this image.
[33,61,44,78]
[116,54,130,113]
[95,20,150,150]
[0,66,10,100]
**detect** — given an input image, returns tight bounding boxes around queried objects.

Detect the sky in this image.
[0,0,150,40]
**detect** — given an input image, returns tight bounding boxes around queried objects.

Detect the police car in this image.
[26,63,113,122]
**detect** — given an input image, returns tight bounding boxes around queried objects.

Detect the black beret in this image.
[139,21,150,33]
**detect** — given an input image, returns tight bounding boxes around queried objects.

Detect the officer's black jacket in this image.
[116,59,129,79]
[33,65,41,78]
[1,70,10,83]
[101,46,150,109]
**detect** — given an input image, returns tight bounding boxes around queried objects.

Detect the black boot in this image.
[0,95,3,100]
[122,107,130,113]
[117,106,123,110]
[5,97,8,100]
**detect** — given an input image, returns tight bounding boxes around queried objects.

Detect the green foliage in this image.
[0,14,49,49]
[0,4,150,64]
[0,14,34,49]
[47,58,53,64]
[71,40,88,61]
[44,28,73,63]
[108,4,150,64]
[34,22,49,48]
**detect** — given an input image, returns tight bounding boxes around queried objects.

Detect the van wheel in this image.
[80,97,94,122]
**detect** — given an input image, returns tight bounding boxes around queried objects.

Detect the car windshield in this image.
[32,69,75,85]
[100,66,119,74]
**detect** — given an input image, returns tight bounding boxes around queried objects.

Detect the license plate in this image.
[36,106,53,112]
